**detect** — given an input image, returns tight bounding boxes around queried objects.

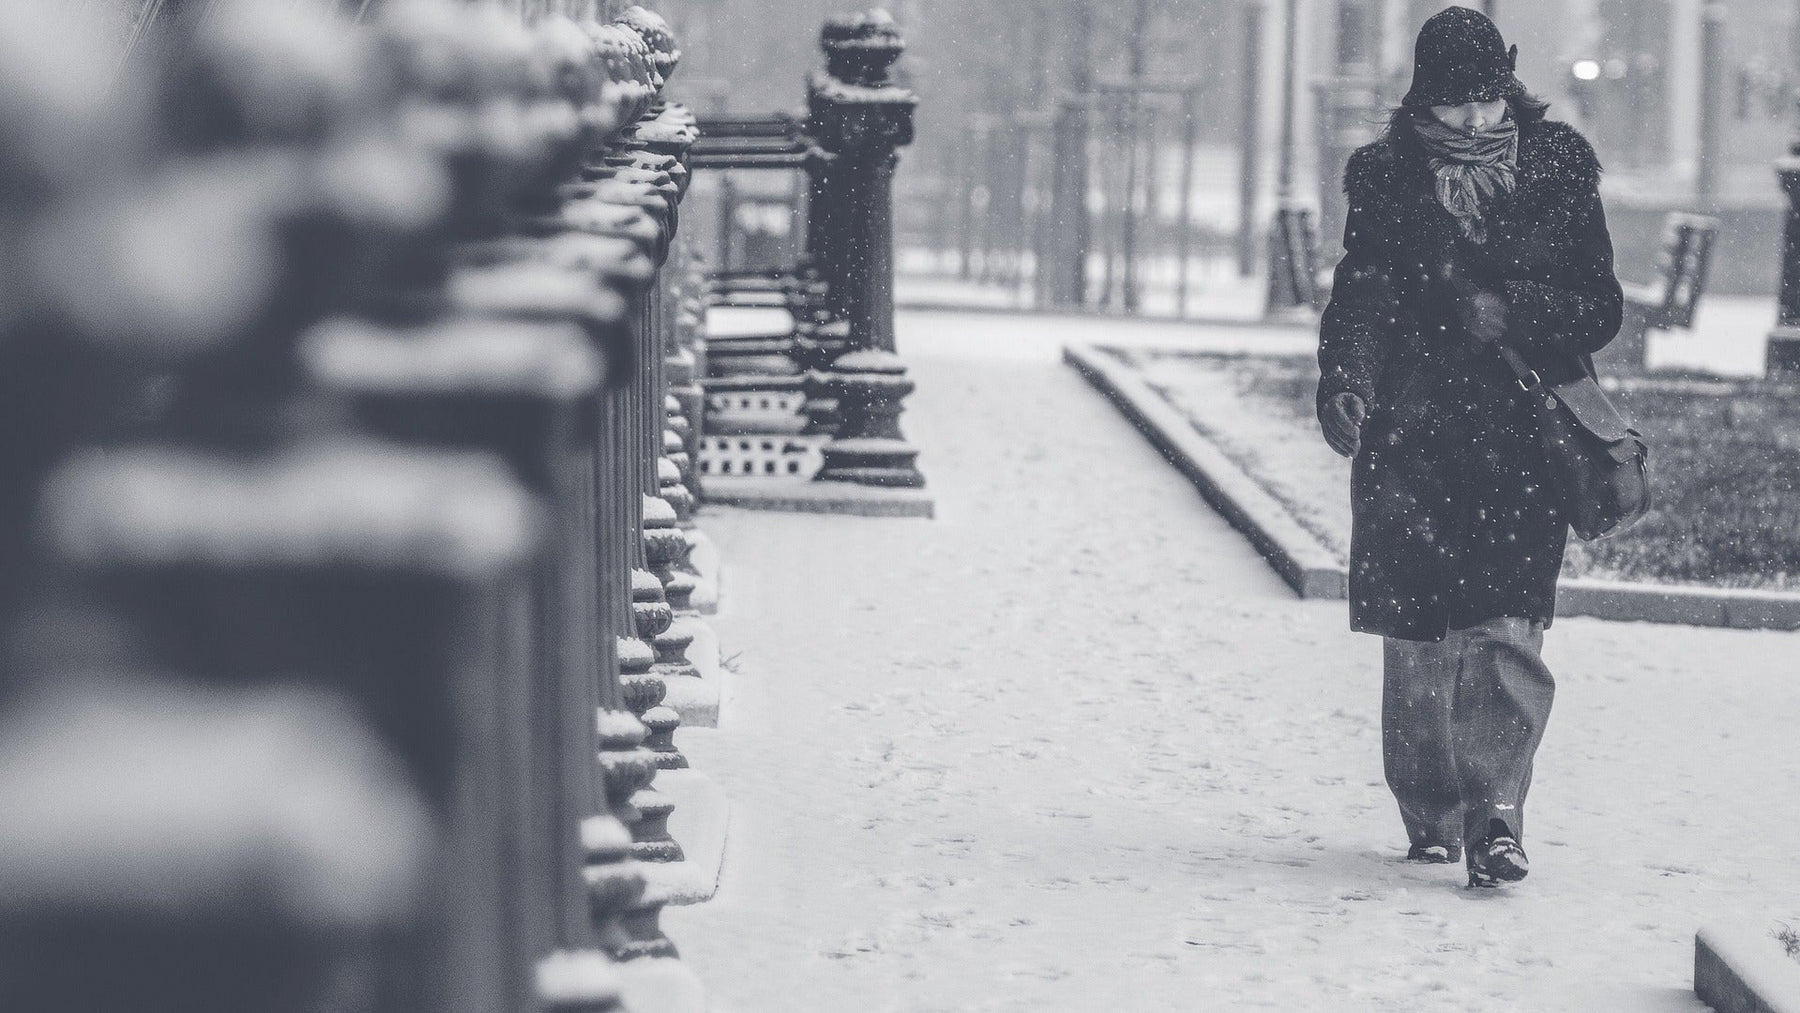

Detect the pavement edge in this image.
[1696,924,1800,1013]
[1557,579,1800,631]
[1063,342,1346,600]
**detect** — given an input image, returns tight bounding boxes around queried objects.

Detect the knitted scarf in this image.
[1410,115,1519,244]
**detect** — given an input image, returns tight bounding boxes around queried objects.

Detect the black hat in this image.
[1402,6,1523,108]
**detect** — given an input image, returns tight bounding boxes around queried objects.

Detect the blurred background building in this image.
[668,0,1800,311]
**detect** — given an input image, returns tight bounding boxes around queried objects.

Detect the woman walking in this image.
[1315,7,1622,888]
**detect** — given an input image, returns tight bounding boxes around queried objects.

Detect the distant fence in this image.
[897,108,1252,318]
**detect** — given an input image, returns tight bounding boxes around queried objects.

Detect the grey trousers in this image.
[1382,617,1555,851]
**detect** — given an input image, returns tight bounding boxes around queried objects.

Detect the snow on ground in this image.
[666,309,1800,1012]
[1649,295,1775,379]
[1129,350,1355,561]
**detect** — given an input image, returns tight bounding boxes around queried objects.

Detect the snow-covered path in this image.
[666,310,1800,1012]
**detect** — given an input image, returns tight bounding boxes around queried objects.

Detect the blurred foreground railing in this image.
[0,2,715,1010]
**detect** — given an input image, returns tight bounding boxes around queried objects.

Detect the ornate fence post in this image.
[0,4,612,1008]
[806,11,914,351]
[806,10,926,489]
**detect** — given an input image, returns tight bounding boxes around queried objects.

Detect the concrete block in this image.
[640,768,729,907]
[1724,594,1800,631]
[1558,580,1800,631]
[618,956,707,1013]
[659,616,723,728]
[1557,580,1729,627]
[685,529,721,615]
[659,676,718,729]
[701,475,935,518]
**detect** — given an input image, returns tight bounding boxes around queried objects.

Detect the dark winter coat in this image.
[1317,114,1623,642]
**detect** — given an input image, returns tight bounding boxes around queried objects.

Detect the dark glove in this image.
[1318,391,1365,459]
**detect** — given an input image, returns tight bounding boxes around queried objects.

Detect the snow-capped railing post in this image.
[806,9,928,489]
[582,6,703,791]
[628,80,707,686]
[0,3,717,1009]
[0,5,617,1005]
[553,10,710,959]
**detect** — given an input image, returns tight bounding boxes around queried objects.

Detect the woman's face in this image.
[1429,99,1509,133]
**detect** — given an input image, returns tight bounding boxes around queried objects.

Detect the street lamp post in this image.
[1275,0,1300,208]
[1698,3,1727,198]
[1048,0,1094,309]
[1315,0,1384,268]
[1121,0,1152,314]
[1264,0,1319,316]
[1237,0,1265,278]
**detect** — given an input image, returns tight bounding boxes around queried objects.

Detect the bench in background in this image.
[1599,211,1721,371]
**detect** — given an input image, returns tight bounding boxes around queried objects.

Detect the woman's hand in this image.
[1456,289,1509,344]
[1319,391,1366,458]
[1441,265,1509,345]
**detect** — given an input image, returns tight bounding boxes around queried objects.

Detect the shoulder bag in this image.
[1494,344,1652,541]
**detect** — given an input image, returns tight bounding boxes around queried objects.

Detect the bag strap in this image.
[1496,342,1643,450]
[1492,342,1542,392]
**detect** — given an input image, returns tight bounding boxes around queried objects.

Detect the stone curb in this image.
[700,475,936,519]
[1696,924,1800,1013]
[1068,342,1800,630]
[1555,579,1800,631]
[1064,343,1346,600]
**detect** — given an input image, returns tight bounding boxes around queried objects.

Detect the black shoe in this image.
[1466,823,1529,888]
[1405,843,1462,864]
